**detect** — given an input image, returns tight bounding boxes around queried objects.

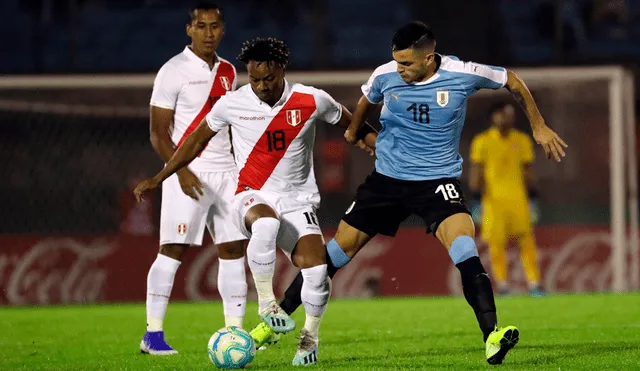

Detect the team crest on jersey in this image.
[220,76,231,91]
[177,223,187,235]
[436,89,449,107]
[286,109,302,127]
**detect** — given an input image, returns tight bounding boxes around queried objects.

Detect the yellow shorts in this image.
[482,198,532,241]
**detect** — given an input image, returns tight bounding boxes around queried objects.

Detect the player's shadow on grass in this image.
[500,341,636,366]
[325,330,473,347]
[317,340,636,369]
[323,351,457,369]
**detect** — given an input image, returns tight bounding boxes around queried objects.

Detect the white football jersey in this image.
[205,81,343,206]
[150,46,237,172]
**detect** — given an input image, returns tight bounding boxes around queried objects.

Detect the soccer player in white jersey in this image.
[134,37,376,366]
[140,2,248,355]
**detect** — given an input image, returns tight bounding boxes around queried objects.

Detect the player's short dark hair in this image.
[237,37,290,68]
[487,102,512,121]
[391,21,436,51]
[188,1,223,23]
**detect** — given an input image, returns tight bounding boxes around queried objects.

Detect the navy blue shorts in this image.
[342,171,470,237]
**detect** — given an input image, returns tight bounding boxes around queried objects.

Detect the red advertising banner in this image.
[0,226,631,305]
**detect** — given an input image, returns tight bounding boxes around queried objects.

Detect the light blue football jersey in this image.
[362,55,507,181]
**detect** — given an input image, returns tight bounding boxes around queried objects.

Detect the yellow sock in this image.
[519,233,541,285]
[488,239,508,284]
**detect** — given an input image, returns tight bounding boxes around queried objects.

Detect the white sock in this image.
[246,218,280,311]
[146,253,181,332]
[303,314,322,339]
[301,264,330,338]
[218,257,247,328]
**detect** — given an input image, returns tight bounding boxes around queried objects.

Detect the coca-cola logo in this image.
[447,232,614,294]
[2,238,113,305]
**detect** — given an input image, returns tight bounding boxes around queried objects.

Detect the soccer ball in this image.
[207,326,256,369]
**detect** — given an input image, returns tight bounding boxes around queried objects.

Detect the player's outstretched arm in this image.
[134,120,217,203]
[505,70,568,162]
[345,95,377,144]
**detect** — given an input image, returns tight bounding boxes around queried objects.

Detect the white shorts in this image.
[160,170,246,246]
[233,190,324,257]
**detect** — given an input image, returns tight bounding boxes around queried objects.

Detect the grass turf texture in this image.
[1,293,639,370]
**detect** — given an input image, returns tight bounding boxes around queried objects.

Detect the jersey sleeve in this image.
[313,88,343,125]
[150,63,181,110]
[520,134,535,164]
[231,65,238,91]
[456,61,508,95]
[470,134,485,164]
[205,94,230,132]
[361,71,384,104]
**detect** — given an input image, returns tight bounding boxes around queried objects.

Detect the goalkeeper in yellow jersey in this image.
[469,102,544,297]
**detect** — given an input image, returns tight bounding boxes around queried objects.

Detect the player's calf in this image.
[217,240,248,328]
[245,215,295,333]
[143,249,183,354]
[244,204,298,333]
[278,225,368,317]
[280,240,345,315]
[218,256,247,328]
[438,214,498,341]
[287,235,331,364]
[291,265,328,366]
[246,215,279,308]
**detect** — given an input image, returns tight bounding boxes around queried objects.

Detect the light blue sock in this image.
[448,236,479,265]
[326,238,350,268]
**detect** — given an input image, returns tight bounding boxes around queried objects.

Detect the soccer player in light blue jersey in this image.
[250,21,567,365]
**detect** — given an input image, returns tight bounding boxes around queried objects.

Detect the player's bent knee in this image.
[292,235,326,269]
[159,244,189,261]
[333,221,371,258]
[217,240,246,260]
[250,217,280,240]
[436,213,475,248]
[244,204,278,231]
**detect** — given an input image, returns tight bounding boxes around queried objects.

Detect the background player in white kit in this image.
[140,2,248,355]
[134,37,376,366]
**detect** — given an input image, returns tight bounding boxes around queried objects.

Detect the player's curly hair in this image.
[237,37,290,68]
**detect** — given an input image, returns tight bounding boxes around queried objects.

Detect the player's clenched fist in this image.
[532,124,568,162]
[177,168,204,201]
[134,177,161,203]
[344,126,358,145]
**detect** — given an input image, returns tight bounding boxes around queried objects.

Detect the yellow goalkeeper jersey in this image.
[470,127,533,202]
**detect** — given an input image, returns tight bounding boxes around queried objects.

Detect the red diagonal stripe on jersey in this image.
[176,61,235,155]
[236,92,316,194]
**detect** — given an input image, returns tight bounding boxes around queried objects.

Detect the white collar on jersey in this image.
[182,46,219,70]
[250,79,292,108]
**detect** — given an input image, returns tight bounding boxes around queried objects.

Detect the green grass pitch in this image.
[1,293,639,370]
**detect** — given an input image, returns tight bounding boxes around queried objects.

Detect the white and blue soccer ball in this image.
[207,326,256,369]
